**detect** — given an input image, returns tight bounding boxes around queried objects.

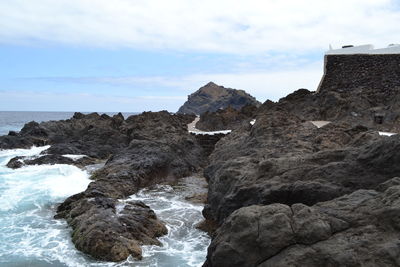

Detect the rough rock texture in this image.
[0,111,204,262]
[177,82,260,115]
[202,54,400,266]
[204,181,400,267]
[274,55,400,132]
[318,54,400,94]
[202,107,400,224]
[196,105,258,131]
[53,111,204,261]
[0,112,128,153]
[56,198,167,261]
[273,87,400,132]
[191,133,227,157]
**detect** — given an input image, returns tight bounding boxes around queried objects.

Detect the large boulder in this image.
[56,195,167,262]
[177,82,261,115]
[204,181,400,267]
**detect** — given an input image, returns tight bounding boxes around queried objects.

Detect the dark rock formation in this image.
[203,107,398,224]
[53,111,205,261]
[0,111,205,262]
[177,82,260,115]
[204,181,400,267]
[0,112,128,155]
[196,104,258,131]
[273,54,400,132]
[191,133,227,157]
[56,197,167,261]
[201,53,400,266]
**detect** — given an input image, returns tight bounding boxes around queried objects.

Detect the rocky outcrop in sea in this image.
[177,82,261,115]
[0,111,206,261]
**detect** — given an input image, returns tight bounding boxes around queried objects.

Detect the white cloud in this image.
[0,0,399,54]
[22,61,323,103]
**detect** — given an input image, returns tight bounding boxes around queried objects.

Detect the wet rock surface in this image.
[56,197,168,262]
[0,111,205,262]
[177,82,261,115]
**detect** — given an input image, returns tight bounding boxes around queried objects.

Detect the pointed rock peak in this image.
[177,83,261,115]
[204,81,219,87]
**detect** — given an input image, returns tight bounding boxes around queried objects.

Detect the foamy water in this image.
[121,184,210,267]
[0,147,210,267]
[0,146,93,267]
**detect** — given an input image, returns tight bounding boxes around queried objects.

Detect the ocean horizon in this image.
[0,111,140,136]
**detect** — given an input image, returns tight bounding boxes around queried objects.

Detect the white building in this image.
[326,44,400,55]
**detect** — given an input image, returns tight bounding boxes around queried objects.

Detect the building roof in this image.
[326,44,400,55]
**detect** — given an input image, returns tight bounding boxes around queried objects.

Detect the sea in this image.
[0,111,210,267]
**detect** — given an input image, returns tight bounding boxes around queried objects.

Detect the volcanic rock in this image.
[196,104,258,131]
[202,105,400,224]
[177,82,260,115]
[52,111,205,261]
[204,181,400,267]
[0,110,205,262]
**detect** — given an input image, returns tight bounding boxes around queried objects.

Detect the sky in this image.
[0,0,400,112]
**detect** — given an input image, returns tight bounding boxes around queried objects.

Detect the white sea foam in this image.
[378,131,397,136]
[0,146,210,267]
[0,145,50,165]
[118,184,210,267]
[62,154,87,161]
[0,146,96,267]
[189,129,231,135]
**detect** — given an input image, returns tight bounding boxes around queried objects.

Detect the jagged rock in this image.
[0,111,205,262]
[6,154,100,169]
[270,83,400,133]
[6,156,24,169]
[202,107,400,224]
[204,182,400,267]
[50,111,205,261]
[196,105,258,131]
[56,196,167,262]
[177,82,260,115]
[200,65,400,266]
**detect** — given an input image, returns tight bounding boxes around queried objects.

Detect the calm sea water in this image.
[0,111,209,267]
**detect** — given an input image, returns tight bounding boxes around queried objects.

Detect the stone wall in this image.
[317,54,400,93]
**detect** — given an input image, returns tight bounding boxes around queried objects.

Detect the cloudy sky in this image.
[1,0,399,112]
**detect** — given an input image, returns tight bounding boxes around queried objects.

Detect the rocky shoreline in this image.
[0,111,206,261]
[1,76,400,265]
